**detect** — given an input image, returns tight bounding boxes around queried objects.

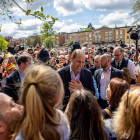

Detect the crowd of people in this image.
[0,41,139,140]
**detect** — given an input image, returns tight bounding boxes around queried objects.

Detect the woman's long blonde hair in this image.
[113,85,140,140]
[11,65,64,140]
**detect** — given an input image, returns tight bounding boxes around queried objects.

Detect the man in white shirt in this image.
[111,47,136,76]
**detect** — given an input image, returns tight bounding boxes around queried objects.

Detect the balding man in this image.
[58,49,95,110]
[94,53,123,109]
[111,47,135,76]
[0,93,23,140]
[88,55,101,76]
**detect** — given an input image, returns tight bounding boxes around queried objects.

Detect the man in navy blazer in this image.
[3,54,32,102]
[94,53,123,109]
[58,49,95,110]
[88,55,101,76]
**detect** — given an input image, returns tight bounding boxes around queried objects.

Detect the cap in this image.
[6,63,16,71]
[37,48,50,62]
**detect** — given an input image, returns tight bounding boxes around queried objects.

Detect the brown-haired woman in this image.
[121,67,136,85]
[65,89,116,140]
[101,78,129,119]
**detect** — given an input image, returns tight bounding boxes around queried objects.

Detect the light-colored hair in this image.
[121,68,135,84]
[11,65,64,140]
[114,47,124,54]
[112,85,140,140]
[94,55,100,60]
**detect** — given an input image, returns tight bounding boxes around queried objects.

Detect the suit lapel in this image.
[64,65,71,83]
[80,68,85,83]
[98,69,103,83]
[111,67,115,79]
[16,71,21,83]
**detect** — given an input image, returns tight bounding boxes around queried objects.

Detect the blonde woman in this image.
[113,85,140,140]
[121,68,136,85]
[11,65,70,140]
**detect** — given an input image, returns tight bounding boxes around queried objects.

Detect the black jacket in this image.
[3,70,21,102]
[94,67,124,94]
[88,66,98,76]
[57,65,95,109]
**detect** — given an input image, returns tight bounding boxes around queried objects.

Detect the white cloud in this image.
[0,19,43,38]
[67,19,73,22]
[81,0,131,11]
[99,11,134,27]
[53,21,85,33]
[54,0,83,16]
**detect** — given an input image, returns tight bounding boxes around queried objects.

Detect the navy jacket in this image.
[94,67,124,94]
[3,70,21,102]
[111,57,129,70]
[58,65,95,109]
[88,66,98,76]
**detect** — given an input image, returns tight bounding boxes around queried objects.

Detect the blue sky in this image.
[0,0,134,38]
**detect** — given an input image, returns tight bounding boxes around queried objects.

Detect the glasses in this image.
[114,53,122,57]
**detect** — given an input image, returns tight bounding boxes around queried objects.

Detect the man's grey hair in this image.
[114,47,124,54]
[94,55,100,60]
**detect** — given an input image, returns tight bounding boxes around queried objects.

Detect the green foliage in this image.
[0,0,59,31]
[44,36,58,48]
[80,28,91,31]
[130,0,140,24]
[0,37,8,51]
[40,22,58,48]
[66,42,73,47]
[26,35,42,47]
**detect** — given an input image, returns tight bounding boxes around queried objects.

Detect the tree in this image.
[0,37,8,51]
[130,0,140,24]
[40,22,58,48]
[26,37,33,47]
[0,0,58,31]
[44,36,58,48]
[32,35,42,47]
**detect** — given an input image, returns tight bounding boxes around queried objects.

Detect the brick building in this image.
[67,31,93,46]
[55,32,68,47]
[92,27,115,45]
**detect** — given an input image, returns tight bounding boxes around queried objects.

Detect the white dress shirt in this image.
[100,67,111,100]
[70,65,80,81]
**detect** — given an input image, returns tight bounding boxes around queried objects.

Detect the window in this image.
[81,34,83,37]
[57,41,59,44]
[116,31,118,35]
[109,37,112,42]
[127,36,129,40]
[120,30,122,34]
[86,34,88,37]
[90,39,92,43]
[99,38,101,43]
[89,34,91,37]
[106,38,108,42]
[78,35,79,38]
[81,40,83,43]
[73,35,75,39]
[120,36,123,40]
[98,33,100,36]
[109,32,111,35]
[73,40,75,43]
[95,33,97,36]
[70,36,71,39]
[95,38,97,43]
[116,37,119,41]
[105,32,108,36]
[78,40,80,43]
[86,39,88,42]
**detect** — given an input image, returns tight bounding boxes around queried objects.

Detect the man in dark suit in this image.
[58,49,95,110]
[94,53,123,109]
[3,54,32,102]
[88,55,101,76]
